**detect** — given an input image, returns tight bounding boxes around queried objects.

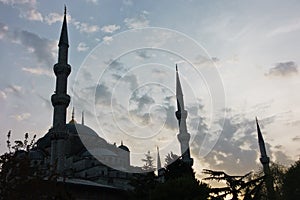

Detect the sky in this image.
[0,0,300,177]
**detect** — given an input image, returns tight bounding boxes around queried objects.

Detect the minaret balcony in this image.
[260,156,270,164]
[54,63,71,76]
[51,93,70,106]
[177,132,191,143]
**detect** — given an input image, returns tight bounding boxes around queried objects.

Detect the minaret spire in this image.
[58,5,69,64]
[81,111,84,125]
[157,146,165,182]
[175,65,193,167]
[256,117,275,199]
[157,146,162,170]
[256,117,267,158]
[72,107,75,121]
[50,6,71,174]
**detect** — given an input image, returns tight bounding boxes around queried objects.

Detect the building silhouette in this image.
[25,7,194,198]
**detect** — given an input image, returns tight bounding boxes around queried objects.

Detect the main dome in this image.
[37,122,107,156]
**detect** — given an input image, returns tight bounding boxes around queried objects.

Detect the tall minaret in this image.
[50,6,71,174]
[175,65,193,167]
[157,147,165,182]
[157,146,162,170]
[256,117,275,199]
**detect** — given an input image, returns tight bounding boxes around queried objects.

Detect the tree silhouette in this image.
[0,131,71,200]
[203,169,264,200]
[282,159,300,200]
[142,150,155,172]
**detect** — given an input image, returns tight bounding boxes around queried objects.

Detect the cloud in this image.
[101,24,120,33]
[5,85,22,94]
[94,84,112,106]
[162,104,177,130]
[102,36,113,44]
[45,12,64,25]
[73,21,99,33]
[120,74,138,91]
[265,61,298,77]
[124,11,149,29]
[123,0,133,6]
[22,67,52,77]
[268,19,300,37]
[10,112,31,121]
[135,50,152,59]
[189,110,293,174]
[130,93,155,111]
[12,30,56,66]
[292,136,300,141]
[274,151,293,165]
[77,42,89,52]
[0,85,23,100]
[0,22,8,39]
[0,0,43,21]
[23,8,43,21]
[0,91,7,100]
[45,12,99,34]
[86,0,98,4]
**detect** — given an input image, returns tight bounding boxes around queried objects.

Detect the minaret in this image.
[157,146,162,170]
[175,65,193,167]
[50,6,71,174]
[256,117,275,199]
[157,147,165,182]
[81,111,84,125]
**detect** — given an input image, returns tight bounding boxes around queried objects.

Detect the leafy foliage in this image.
[142,151,155,172]
[282,159,300,200]
[0,131,71,200]
[203,169,264,200]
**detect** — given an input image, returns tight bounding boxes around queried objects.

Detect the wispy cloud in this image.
[86,0,98,5]
[0,91,7,100]
[77,42,89,52]
[10,112,31,121]
[102,36,113,44]
[123,0,133,6]
[45,12,99,34]
[292,136,300,141]
[0,0,43,21]
[22,67,52,77]
[101,24,120,33]
[73,21,99,33]
[0,22,8,39]
[45,12,65,25]
[12,30,56,66]
[124,11,149,29]
[268,19,300,37]
[265,61,298,77]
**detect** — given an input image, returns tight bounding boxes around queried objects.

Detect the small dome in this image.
[118,142,130,152]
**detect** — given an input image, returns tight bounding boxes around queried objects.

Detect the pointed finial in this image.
[176,64,178,72]
[256,117,268,158]
[121,140,123,145]
[64,5,67,15]
[81,111,84,125]
[256,117,263,141]
[72,107,74,119]
[69,107,76,124]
